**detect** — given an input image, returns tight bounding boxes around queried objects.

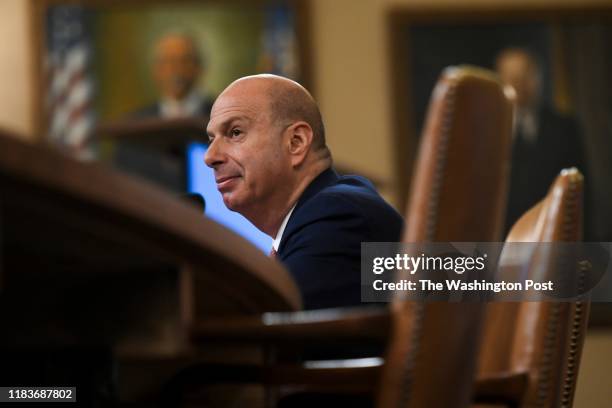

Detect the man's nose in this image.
[204,139,224,169]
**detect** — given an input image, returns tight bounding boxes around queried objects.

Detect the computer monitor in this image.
[186,142,272,253]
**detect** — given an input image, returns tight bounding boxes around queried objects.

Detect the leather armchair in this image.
[476,168,590,407]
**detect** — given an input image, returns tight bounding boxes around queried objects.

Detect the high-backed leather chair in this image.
[378,66,513,407]
[171,66,514,407]
[475,168,590,407]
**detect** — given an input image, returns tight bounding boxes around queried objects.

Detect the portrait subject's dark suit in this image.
[277,168,403,310]
[505,105,587,234]
[115,95,215,192]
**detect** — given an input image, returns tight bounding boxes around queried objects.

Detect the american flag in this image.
[46,5,96,160]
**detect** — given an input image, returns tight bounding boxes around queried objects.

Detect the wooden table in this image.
[0,129,301,404]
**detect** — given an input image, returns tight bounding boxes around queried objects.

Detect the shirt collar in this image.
[160,90,203,118]
[272,204,296,252]
[514,107,539,143]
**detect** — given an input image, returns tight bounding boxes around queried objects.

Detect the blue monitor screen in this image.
[187,142,273,253]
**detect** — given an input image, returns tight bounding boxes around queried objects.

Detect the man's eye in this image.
[230,128,242,137]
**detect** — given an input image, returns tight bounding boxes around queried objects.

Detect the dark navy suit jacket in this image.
[277,168,403,310]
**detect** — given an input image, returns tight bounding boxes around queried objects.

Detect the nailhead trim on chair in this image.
[536,302,561,407]
[561,174,586,407]
[399,305,425,408]
[561,299,584,408]
[424,82,455,241]
[560,176,586,408]
[536,173,584,407]
[401,78,458,408]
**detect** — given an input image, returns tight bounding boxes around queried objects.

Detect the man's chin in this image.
[222,195,244,214]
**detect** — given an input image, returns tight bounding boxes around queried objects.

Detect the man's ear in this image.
[286,121,313,167]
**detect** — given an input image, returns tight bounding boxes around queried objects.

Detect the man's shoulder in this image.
[277,171,403,309]
[317,175,377,203]
[278,172,403,258]
[289,173,402,228]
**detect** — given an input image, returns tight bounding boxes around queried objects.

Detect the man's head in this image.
[495,47,541,109]
[153,33,203,101]
[205,74,331,234]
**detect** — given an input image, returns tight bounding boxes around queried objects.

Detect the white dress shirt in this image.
[160,90,204,118]
[514,108,539,144]
[272,204,297,253]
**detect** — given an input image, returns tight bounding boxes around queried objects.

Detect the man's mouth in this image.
[215,175,240,190]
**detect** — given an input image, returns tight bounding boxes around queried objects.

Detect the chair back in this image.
[478,168,590,407]
[376,66,514,408]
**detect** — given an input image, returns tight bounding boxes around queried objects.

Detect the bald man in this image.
[496,48,586,234]
[132,33,214,119]
[206,74,403,309]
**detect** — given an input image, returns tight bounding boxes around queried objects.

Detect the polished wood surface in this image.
[0,129,304,404]
[192,307,389,345]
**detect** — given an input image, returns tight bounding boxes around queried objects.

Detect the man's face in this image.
[205,84,291,215]
[153,36,201,100]
[497,52,540,109]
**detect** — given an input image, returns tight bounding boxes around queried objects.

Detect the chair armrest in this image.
[190,306,389,345]
[473,371,528,406]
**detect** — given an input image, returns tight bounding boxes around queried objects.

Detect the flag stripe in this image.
[46,6,95,160]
